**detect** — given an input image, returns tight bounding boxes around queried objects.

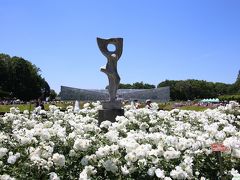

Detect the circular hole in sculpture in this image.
[107,44,116,52]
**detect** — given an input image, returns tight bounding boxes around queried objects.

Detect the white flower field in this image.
[0,101,240,179]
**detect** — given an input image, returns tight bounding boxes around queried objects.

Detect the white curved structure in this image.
[59,86,170,102]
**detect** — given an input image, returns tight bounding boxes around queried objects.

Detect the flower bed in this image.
[0,101,240,179]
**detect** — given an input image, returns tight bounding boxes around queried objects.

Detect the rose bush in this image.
[0,101,240,179]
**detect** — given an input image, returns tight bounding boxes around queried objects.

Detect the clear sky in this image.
[1,0,240,93]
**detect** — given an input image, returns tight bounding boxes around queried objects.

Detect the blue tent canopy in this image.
[200,98,220,103]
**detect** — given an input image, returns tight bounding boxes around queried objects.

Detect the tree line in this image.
[0,53,50,101]
[109,77,240,101]
[106,81,156,89]
[157,78,240,101]
[1,53,239,101]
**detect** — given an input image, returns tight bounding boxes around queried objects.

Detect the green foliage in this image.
[0,53,50,100]
[219,94,240,102]
[106,81,156,89]
[158,79,232,101]
[49,89,57,100]
[132,81,155,89]
[158,71,240,101]
[119,83,133,89]
[0,89,10,98]
[230,78,240,94]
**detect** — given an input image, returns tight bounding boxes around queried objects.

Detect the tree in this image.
[158,79,231,101]
[132,82,155,89]
[0,89,10,99]
[0,53,50,100]
[0,54,11,95]
[106,82,155,89]
[119,83,132,89]
[49,89,57,100]
[41,80,51,100]
[231,71,240,93]
[121,81,156,89]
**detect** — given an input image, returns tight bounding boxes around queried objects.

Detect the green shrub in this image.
[219,94,240,102]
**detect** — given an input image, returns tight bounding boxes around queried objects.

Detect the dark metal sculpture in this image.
[97,37,123,102]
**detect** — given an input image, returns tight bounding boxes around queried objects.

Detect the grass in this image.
[0,102,209,113]
[0,102,77,113]
[178,105,208,111]
[0,104,34,112]
[158,103,208,111]
[158,103,173,111]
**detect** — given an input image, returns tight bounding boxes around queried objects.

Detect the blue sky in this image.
[1,0,240,92]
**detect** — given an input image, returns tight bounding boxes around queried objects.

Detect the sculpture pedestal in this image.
[98,109,124,125]
[102,100,122,109]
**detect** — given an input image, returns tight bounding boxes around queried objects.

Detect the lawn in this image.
[0,102,210,113]
[158,103,209,111]
[0,104,35,113]
[178,105,209,111]
[0,101,77,113]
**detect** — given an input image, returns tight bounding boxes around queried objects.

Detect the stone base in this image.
[98,109,124,124]
[101,100,122,109]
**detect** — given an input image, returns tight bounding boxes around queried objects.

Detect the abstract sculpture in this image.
[97,37,124,123]
[97,37,123,102]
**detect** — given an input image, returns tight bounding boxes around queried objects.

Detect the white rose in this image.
[147,167,156,176]
[155,168,165,178]
[52,153,65,167]
[0,148,8,158]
